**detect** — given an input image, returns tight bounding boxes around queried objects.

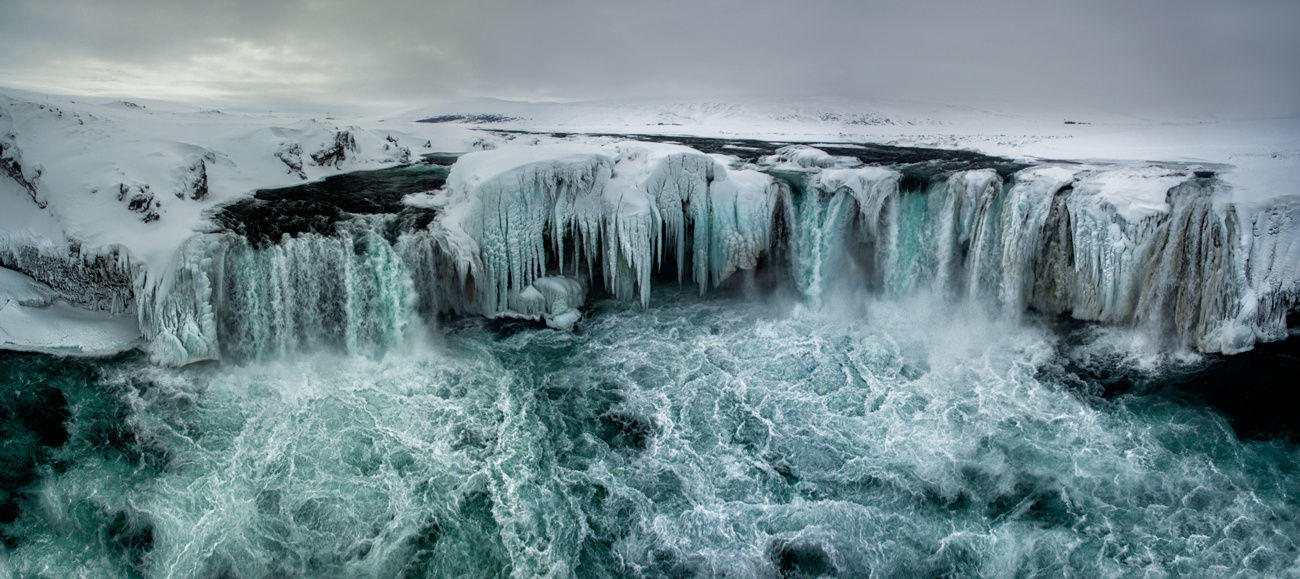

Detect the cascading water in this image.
[139,217,428,365]
[3,289,1297,576]
[2,138,1297,576]
[114,141,1298,362]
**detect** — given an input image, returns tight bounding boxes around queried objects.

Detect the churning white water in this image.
[2,140,1298,576]
[2,286,1296,576]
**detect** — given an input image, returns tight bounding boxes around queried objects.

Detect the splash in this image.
[2,291,1296,576]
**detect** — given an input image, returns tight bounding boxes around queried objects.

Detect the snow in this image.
[1071,165,1189,222]
[1,90,482,271]
[1,86,1297,359]
[404,97,1300,211]
[0,267,139,355]
[0,266,56,307]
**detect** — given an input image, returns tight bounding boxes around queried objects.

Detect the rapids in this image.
[2,137,1298,576]
[1,288,1298,576]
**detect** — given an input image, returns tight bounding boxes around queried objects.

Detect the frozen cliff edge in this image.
[0,89,479,359]
[427,142,780,313]
[133,141,783,364]
[419,144,1296,356]
[0,87,1295,364]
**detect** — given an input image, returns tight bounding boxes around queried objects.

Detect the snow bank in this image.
[0,267,139,355]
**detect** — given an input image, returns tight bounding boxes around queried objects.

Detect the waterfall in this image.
[773,161,1295,353]
[16,142,1282,366]
[139,217,424,365]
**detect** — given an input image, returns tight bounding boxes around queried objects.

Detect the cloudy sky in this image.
[1,0,1297,116]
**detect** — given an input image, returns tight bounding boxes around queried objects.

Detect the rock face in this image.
[383,135,412,164]
[276,143,307,179]
[0,244,135,314]
[0,113,44,208]
[177,158,209,200]
[115,183,160,222]
[311,130,358,168]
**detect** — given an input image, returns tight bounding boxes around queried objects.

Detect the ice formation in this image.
[138,218,430,365]
[431,142,782,313]
[0,88,1296,364]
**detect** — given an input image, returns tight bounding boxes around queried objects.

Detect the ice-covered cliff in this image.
[426,142,781,311]
[0,90,478,355]
[416,143,1295,355]
[1,90,1296,364]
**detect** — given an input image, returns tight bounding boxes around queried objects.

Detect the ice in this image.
[502,276,587,330]
[763,145,861,169]
[2,87,1297,361]
[130,145,1297,362]
[0,267,139,355]
[138,218,427,366]
[434,142,781,315]
[983,165,1078,311]
[0,266,59,314]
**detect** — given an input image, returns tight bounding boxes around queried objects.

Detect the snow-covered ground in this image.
[0,267,138,355]
[2,87,1297,358]
[0,88,485,268]
[400,96,1300,207]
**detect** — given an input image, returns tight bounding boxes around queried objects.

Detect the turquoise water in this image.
[2,287,1297,576]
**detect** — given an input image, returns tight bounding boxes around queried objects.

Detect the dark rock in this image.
[0,132,45,208]
[416,114,521,124]
[178,158,209,200]
[116,183,161,222]
[276,142,306,179]
[311,130,358,168]
[0,244,136,312]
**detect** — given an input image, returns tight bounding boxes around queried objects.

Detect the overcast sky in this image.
[1,0,1297,116]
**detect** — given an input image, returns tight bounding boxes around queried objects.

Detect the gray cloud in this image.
[1,0,1297,116]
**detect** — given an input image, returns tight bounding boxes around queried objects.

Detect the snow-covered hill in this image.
[0,91,483,266]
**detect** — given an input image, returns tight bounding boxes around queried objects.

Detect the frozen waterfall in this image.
[7,140,1289,365]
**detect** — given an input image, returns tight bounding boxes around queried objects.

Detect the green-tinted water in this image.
[2,288,1296,576]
